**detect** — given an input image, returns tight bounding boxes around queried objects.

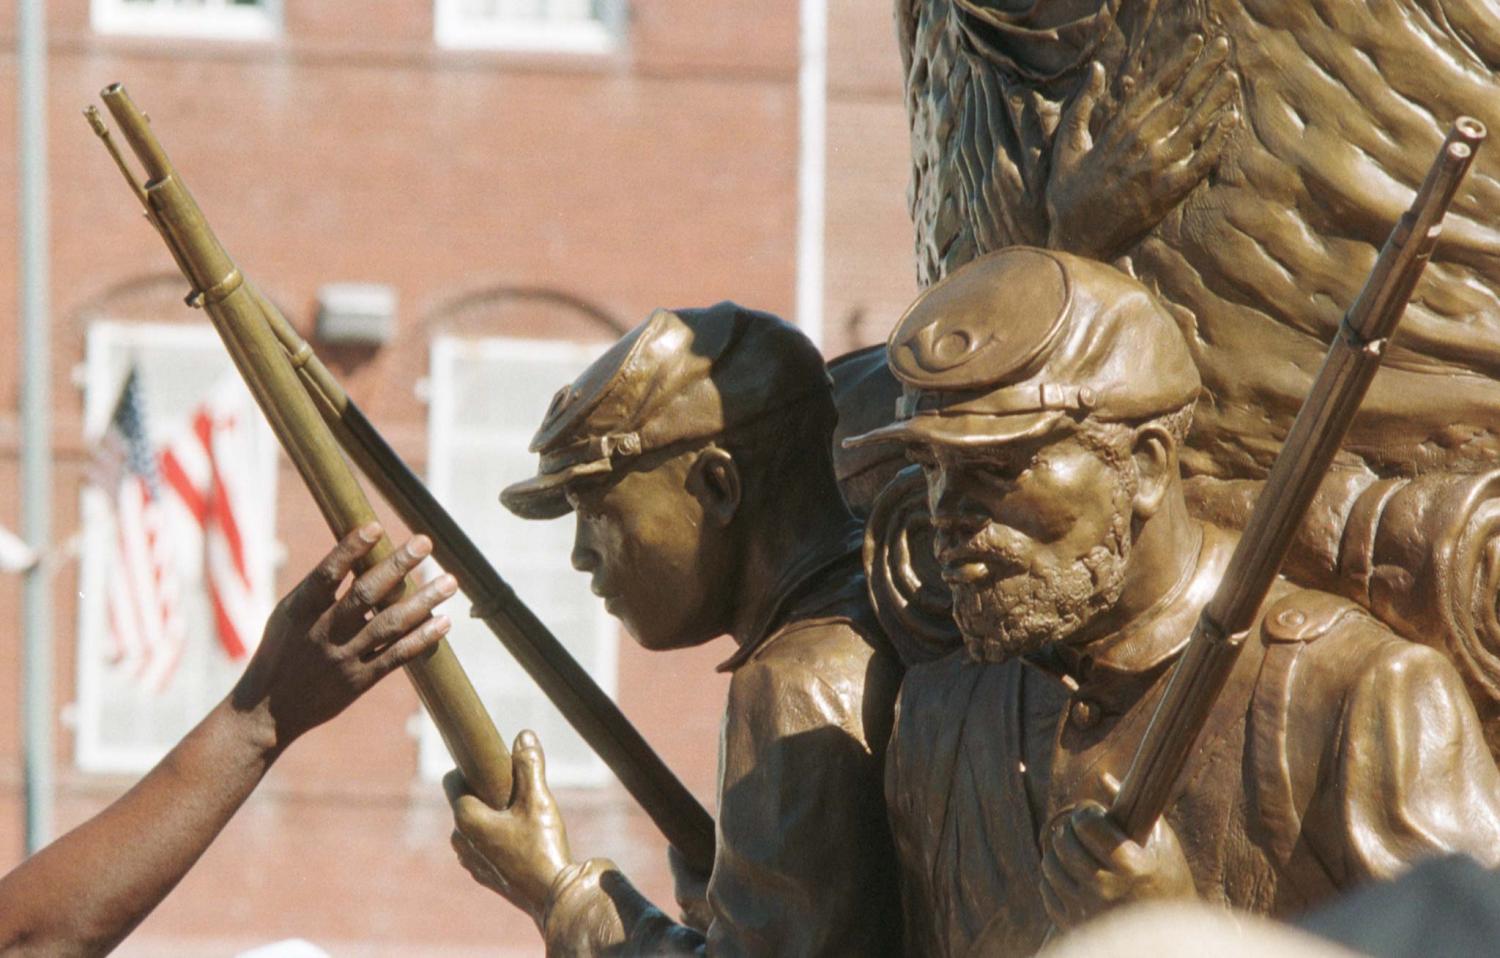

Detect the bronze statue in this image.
[444,305,903,954]
[896,0,1500,753]
[897,0,1500,476]
[846,247,1500,955]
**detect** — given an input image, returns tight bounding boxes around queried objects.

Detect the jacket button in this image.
[1069,698,1101,730]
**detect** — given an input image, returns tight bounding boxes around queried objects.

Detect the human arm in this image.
[1045,34,1240,261]
[0,525,455,956]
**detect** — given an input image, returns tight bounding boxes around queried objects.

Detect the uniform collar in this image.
[1024,522,1234,693]
[717,522,867,673]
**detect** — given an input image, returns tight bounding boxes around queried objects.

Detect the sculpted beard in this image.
[953,467,1135,663]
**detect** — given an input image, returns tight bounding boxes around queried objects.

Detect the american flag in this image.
[94,367,187,692]
[92,369,270,693]
[158,378,269,662]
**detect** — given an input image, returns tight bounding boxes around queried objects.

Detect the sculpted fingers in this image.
[442,769,473,808]
[1168,35,1232,112]
[1040,826,1092,928]
[450,827,512,897]
[1165,67,1240,160]
[1123,33,1204,130]
[1152,33,1206,95]
[1134,35,1221,144]
[1052,809,1116,897]
[1057,61,1106,164]
[510,730,556,814]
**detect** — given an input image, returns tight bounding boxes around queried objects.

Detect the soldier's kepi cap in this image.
[844,247,1201,450]
[502,302,831,520]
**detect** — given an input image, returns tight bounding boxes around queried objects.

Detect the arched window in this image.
[416,286,624,788]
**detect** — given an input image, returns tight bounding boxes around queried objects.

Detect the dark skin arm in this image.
[0,524,456,957]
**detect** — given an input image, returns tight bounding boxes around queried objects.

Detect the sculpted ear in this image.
[688,446,741,527]
[1130,424,1175,520]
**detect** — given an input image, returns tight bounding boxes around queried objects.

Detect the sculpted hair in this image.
[1075,403,1196,472]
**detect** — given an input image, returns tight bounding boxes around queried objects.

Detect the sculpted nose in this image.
[927,471,988,537]
[927,469,966,523]
[570,521,599,574]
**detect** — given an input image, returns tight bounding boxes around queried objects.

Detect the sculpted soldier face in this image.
[915,428,1138,661]
[565,445,741,652]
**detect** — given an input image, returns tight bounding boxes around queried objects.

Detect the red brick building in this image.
[0,2,915,953]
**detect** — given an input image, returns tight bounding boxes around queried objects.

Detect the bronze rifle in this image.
[87,84,715,874]
[1109,116,1487,842]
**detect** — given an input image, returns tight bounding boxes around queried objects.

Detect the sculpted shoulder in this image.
[1253,588,1489,813]
[1260,587,1458,708]
[731,615,901,749]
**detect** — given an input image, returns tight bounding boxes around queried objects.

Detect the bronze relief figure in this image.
[898,0,1500,762]
[849,248,1500,955]
[446,305,903,955]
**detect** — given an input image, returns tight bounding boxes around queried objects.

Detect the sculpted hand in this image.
[1046,35,1240,260]
[668,843,714,931]
[1040,800,1195,929]
[229,525,454,752]
[445,731,575,926]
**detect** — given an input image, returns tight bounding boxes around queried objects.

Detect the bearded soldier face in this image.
[914,431,1137,662]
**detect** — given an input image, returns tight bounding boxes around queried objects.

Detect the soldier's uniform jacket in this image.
[540,529,904,956]
[886,522,1500,957]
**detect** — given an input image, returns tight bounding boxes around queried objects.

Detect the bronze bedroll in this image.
[85,83,716,875]
[1110,116,1488,843]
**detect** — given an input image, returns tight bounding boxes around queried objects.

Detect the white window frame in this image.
[419,334,617,788]
[434,0,626,54]
[92,0,283,41]
[75,321,279,773]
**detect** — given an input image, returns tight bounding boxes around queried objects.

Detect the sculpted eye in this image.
[974,464,1017,486]
[565,486,600,517]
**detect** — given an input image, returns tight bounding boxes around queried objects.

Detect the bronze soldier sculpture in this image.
[897,3,1500,745]
[846,247,1500,955]
[898,0,1500,476]
[444,304,903,954]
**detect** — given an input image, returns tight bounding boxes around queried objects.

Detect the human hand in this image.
[1046,35,1240,260]
[229,524,455,753]
[1040,800,1195,929]
[445,730,575,926]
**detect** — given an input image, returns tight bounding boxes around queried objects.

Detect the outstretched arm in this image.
[0,525,456,957]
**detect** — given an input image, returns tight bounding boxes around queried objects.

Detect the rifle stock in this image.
[1109,116,1487,842]
[89,85,716,874]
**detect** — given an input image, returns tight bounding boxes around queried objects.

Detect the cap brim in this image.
[499,459,613,521]
[841,411,1066,450]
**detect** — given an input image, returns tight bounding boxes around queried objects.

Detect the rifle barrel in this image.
[91,84,514,810]
[256,285,716,871]
[1109,117,1486,842]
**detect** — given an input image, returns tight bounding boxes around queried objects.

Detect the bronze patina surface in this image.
[448,305,903,955]
[896,0,1500,759]
[849,248,1500,955]
[897,0,1500,479]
